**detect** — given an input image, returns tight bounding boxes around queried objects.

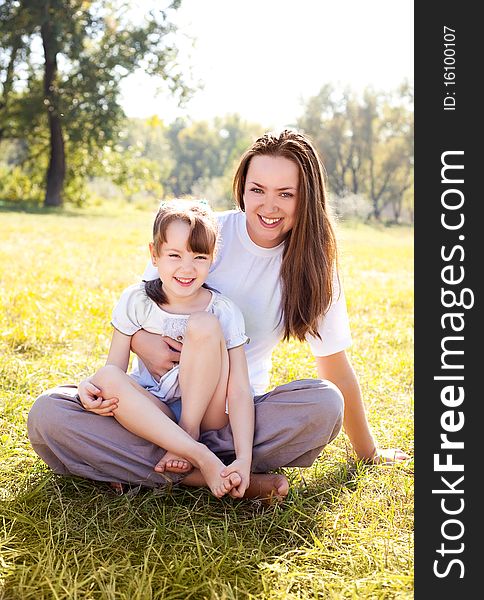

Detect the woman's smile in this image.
[243,155,298,248]
[258,215,284,228]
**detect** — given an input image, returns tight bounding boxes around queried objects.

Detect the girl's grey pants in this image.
[27,379,344,488]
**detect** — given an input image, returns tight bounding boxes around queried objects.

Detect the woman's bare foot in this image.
[240,473,289,503]
[108,482,125,495]
[155,451,193,474]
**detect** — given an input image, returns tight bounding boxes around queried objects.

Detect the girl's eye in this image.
[168,254,180,258]
[281,192,294,198]
[250,187,263,194]
[195,255,208,260]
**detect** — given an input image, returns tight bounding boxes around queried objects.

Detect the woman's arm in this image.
[316,350,409,463]
[221,345,254,497]
[315,350,376,460]
[131,329,183,380]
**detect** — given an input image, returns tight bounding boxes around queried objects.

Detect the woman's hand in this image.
[221,458,252,498]
[131,330,182,380]
[370,448,410,465]
[78,378,118,417]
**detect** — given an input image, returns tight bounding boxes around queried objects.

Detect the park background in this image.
[0,1,414,598]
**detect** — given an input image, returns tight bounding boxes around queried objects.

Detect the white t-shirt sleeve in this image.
[142,260,158,281]
[305,274,352,356]
[111,283,148,336]
[212,294,249,350]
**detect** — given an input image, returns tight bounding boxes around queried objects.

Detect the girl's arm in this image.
[221,345,254,497]
[78,329,132,415]
[105,329,132,371]
[316,350,409,463]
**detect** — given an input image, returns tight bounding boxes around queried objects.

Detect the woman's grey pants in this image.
[27,379,344,488]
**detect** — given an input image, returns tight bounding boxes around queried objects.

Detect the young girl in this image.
[81,201,254,499]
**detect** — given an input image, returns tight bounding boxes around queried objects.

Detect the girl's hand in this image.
[221,458,251,498]
[131,330,182,380]
[78,379,118,417]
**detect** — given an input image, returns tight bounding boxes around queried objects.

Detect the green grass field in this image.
[0,206,413,599]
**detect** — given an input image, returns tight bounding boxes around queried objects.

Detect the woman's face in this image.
[243,155,299,248]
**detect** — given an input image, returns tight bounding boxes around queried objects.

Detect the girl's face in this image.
[243,155,299,248]
[150,220,212,302]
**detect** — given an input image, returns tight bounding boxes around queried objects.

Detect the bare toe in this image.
[229,472,241,487]
[108,482,124,495]
[154,459,167,472]
[275,475,289,498]
[165,461,192,473]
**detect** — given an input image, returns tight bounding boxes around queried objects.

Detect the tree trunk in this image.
[0,40,20,141]
[41,12,65,207]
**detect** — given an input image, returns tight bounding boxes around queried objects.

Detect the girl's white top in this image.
[112,284,248,399]
[142,210,352,395]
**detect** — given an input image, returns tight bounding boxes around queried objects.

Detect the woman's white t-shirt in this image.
[143,210,352,395]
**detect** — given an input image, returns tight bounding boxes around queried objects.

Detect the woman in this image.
[27,130,407,500]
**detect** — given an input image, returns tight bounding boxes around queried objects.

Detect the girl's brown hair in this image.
[145,201,219,307]
[233,130,338,342]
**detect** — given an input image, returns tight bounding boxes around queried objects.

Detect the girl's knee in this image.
[92,365,126,397]
[185,311,222,341]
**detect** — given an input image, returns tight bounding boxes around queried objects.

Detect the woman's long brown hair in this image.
[145,201,218,307]
[233,130,338,342]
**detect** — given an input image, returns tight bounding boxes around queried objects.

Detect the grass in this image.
[0,206,413,599]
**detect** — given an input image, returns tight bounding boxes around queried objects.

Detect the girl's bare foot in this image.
[241,473,289,503]
[197,449,242,498]
[154,451,193,474]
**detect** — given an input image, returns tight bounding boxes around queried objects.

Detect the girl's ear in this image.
[149,242,158,266]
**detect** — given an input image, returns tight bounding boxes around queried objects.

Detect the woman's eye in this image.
[281,192,294,198]
[250,187,263,194]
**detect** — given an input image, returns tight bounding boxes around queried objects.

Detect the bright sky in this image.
[120,0,414,129]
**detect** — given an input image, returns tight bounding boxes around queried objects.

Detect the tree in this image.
[0,0,190,206]
[297,85,368,199]
[165,114,262,205]
[360,86,414,221]
[297,82,414,222]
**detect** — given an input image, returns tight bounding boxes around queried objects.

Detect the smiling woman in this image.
[232,131,338,343]
[242,155,298,248]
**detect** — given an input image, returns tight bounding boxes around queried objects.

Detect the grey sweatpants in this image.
[27,379,343,488]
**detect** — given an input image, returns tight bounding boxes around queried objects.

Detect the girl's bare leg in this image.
[91,365,240,498]
[157,312,230,473]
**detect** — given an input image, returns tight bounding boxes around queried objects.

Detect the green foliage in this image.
[0,208,413,598]
[0,0,190,205]
[0,164,43,203]
[165,114,263,206]
[298,83,414,223]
